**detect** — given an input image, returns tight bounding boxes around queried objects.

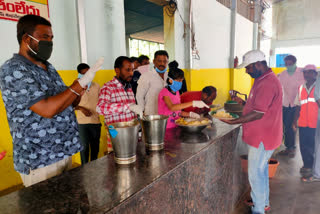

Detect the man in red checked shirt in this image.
[96,56,143,125]
[181,86,217,115]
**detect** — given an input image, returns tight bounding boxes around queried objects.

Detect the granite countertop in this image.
[0,120,240,214]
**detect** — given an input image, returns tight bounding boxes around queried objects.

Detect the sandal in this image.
[300,167,311,173]
[244,199,271,211]
[301,176,320,183]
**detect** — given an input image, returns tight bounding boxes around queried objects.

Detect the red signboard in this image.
[0,0,49,22]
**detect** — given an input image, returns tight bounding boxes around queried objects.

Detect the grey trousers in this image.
[313,120,320,178]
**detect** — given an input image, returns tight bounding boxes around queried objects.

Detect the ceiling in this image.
[124,0,285,43]
[124,0,165,43]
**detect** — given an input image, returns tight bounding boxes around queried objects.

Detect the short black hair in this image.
[202,86,216,96]
[130,57,138,62]
[138,55,149,64]
[17,15,51,45]
[114,56,132,69]
[167,60,184,84]
[168,60,179,70]
[154,50,169,59]
[284,55,297,64]
[77,63,90,73]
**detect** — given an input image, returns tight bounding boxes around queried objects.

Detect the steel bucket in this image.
[108,120,140,164]
[140,115,169,151]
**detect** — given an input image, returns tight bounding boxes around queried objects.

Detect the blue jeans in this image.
[248,142,274,214]
[299,127,316,169]
[283,107,297,150]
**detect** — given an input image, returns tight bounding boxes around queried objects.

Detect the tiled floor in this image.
[234,143,320,214]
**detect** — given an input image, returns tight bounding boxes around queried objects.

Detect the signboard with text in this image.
[0,0,49,22]
[276,54,289,68]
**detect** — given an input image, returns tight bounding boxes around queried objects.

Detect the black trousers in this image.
[299,127,316,169]
[283,106,297,150]
[79,124,101,164]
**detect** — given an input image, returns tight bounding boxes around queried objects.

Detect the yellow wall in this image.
[183,69,191,91]
[232,68,253,97]
[188,67,286,107]
[0,67,284,193]
[0,69,115,192]
[189,68,231,105]
[273,67,286,75]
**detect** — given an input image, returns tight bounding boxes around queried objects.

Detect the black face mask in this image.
[249,66,263,79]
[28,34,53,62]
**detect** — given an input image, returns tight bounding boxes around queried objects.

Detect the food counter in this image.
[0,120,248,214]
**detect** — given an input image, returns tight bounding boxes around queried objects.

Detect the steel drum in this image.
[108,120,140,164]
[140,115,169,151]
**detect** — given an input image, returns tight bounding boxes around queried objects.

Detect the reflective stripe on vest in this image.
[300,97,316,105]
[298,85,318,128]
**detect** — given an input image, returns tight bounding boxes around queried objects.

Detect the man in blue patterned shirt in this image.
[0,15,98,187]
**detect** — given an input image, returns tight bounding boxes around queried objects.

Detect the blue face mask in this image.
[169,79,183,92]
[155,67,167,73]
[78,73,91,90]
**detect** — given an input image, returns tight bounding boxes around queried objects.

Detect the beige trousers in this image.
[19,157,72,187]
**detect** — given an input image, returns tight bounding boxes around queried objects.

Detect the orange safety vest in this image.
[298,85,318,128]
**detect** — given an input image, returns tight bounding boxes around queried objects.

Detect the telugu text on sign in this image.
[0,0,49,22]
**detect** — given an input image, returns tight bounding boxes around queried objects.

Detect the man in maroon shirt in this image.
[181,86,217,115]
[221,50,283,214]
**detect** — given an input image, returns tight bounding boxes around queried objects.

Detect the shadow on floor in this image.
[233,143,320,214]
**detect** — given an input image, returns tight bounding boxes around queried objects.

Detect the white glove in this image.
[189,112,200,119]
[129,104,143,116]
[78,57,104,88]
[192,100,209,108]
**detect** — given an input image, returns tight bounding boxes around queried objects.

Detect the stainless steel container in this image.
[108,120,139,164]
[224,102,243,116]
[175,118,211,133]
[140,115,168,151]
[176,123,208,133]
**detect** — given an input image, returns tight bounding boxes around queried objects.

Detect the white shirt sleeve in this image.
[136,73,150,111]
[294,93,300,106]
[315,75,320,101]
